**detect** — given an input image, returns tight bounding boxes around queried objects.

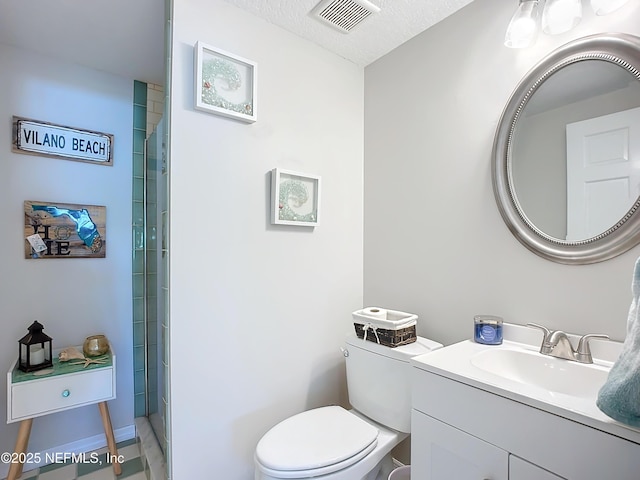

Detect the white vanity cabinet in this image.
[412,410,563,480]
[509,456,563,480]
[411,366,640,480]
[412,409,508,479]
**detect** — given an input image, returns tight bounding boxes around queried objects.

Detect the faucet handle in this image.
[576,334,610,364]
[526,323,552,354]
[526,323,551,338]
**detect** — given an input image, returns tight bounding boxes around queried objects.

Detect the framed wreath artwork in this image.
[271,169,321,227]
[194,41,257,123]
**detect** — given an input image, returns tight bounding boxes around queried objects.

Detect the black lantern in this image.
[18,321,53,372]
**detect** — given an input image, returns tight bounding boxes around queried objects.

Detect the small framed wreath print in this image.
[194,41,257,123]
[271,169,321,227]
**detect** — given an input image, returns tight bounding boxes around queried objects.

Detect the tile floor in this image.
[6,439,146,480]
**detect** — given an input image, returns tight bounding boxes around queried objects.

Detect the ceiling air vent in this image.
[310,0,380,34]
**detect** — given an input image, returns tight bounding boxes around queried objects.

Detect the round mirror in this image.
[492,33,640,264]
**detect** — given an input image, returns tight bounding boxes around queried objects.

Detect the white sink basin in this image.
[410,323,629,439]
[470,347,609,398]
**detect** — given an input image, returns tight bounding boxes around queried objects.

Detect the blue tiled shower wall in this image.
[132,80,148,419]
[131,80,168,459]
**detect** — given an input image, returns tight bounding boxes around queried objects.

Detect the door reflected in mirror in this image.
[511,61,640,241]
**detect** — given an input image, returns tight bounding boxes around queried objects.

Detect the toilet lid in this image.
[255,406,378,473]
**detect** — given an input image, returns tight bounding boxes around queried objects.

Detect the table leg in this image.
[7,418,33,480]
[98,401,122,475]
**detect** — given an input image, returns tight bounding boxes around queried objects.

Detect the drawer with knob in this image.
[6,349,116,423]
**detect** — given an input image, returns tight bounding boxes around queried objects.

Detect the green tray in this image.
[12,350,112,384]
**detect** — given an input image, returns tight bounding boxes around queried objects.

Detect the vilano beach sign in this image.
[12,116,114,166]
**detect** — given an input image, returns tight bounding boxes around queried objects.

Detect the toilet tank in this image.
[345,333,442,433]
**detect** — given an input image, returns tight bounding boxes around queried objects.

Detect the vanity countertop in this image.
[411,323,640,445]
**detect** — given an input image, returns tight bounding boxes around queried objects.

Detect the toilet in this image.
[254,333,443,480]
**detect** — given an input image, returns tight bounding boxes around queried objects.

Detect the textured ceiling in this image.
[0,0,473,85]
[222,0,474,66]
[0,0,166,85]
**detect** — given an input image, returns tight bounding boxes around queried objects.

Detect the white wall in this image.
[0,44,134,474]
[168,1,364,478]
[364,0,640,346]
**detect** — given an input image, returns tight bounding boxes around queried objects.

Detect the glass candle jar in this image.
[474,315,503,345]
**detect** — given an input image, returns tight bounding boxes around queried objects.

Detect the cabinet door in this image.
[411,410,508,480]
[509,455,565,480]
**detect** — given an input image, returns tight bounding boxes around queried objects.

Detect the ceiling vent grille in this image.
[310,0,380,33]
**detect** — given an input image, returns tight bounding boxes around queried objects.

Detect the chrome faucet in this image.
[526,323,609,364]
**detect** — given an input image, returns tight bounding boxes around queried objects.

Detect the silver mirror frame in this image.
[492,33,640,265]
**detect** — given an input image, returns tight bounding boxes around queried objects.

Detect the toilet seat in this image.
[255,406,379,478]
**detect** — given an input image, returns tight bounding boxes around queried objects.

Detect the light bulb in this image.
[590,0,630,15]
[542,0,582,34]
[505,0,540,48]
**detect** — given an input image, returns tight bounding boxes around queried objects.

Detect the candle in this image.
[30,346,45,365]
[474,315,504,345]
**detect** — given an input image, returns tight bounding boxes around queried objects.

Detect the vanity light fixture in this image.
[542,0,582,34]
[590,0,630,15]
[505,0,629,48]
[505,0,541,49]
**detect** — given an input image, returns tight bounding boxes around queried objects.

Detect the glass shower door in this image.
[144,119,168,453]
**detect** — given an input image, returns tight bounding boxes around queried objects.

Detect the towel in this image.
[597,256,640,427]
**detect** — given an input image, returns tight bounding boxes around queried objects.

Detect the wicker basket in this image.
[352,308,417,348]
[353,323,417,347]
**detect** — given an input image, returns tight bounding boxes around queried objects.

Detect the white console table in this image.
[6,348,119,479]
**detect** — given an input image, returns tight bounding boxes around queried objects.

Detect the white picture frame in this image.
[271,169,321,227]
[194,41,257,123]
